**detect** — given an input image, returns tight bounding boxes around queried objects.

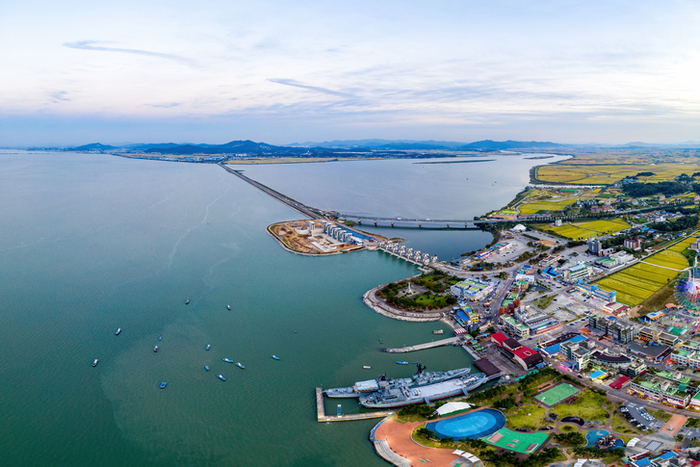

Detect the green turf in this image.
[534,383,581,407]
[482,427,549,454]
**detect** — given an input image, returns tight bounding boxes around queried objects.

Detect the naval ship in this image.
[325,364,471,398]
[358,372,488,409]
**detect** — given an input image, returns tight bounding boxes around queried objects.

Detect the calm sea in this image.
[0,150,564,466]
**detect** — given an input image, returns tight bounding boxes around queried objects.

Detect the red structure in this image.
[490,332,543,371]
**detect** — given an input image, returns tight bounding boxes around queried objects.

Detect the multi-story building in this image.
[624,237,643,251]
[587,314,635,343]
[638,326,679,347]
[564,262,593,282]
[502,316,530,339]
[577,282,617,303]
[514,306,562,335]
[450,278,494,301]
[628,378,693,408]
[560,340,595,372]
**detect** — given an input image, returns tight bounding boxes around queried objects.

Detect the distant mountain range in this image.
[50,139,700,156]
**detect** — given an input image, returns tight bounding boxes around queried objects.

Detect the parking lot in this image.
[622,403,664,431]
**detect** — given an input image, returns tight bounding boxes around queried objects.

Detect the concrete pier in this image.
[316,388,392,422]
[383,337,462,353]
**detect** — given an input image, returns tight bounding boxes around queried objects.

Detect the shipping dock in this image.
[315,388,392,422]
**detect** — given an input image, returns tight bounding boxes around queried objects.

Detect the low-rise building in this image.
[450,279,494,301]
[564,262,593,282]
[490,332,544,371]
[577,282,617,303]
[502,316,530,339]
[629,377,693,408]
[624,237,643,251]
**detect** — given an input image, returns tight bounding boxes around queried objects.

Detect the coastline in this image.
[362,285,443,322]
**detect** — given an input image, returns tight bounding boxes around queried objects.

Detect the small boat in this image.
[236,362,245,369]
[158,336,162,340]
[271,355,280,360]
[154,346,159,352]
[92,359,99,367]
[206,344,211,350]
[217,374,226,381]
[115,328,121,335]
[363,365,371,369]
[185,299,190,305]
[337,404,342,417]
[160,382,167,389]
[396,361,409,365]
[433,329,443,335]
[227,305,231,310]
[223,358,233,363]
[204,365,210,371]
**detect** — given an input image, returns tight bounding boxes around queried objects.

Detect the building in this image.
[587,314,635,343]
[638,326,680,347]
[564,262,593,282]
[577,282,617,303]
[560,339,595,371]
[624,237,643,251]
[490,332,544,371]
[502,316,530,339]
[587,238,602,255]
[609,375,631,389]
[450,279,495,301]
[628,342,673,362]
[591,350,631,369]
[628,377,693,408]
[513,306,562,335]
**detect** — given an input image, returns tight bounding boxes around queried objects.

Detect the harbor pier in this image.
[383,337,462,353]
[315,388,392,422]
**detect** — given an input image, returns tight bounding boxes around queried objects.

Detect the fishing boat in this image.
[115,328,121,335]
[92,359,98,367]
[185,299,190,305]
[236,362,245,369]
[223,358,233,363]
[204,365,210,371]
[153,345,159,352]
[271,355,280,360]
[433,329,443,335]
[396,361,409,365]
[159,382,167,389]
[337,404,342,417]
[158,336,162,340]
[363,366,371,369]
[206,344,211,350]
[218,374,226,381]
[227,305,231,310]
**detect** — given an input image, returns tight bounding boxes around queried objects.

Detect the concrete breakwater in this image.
[363,287,443,322]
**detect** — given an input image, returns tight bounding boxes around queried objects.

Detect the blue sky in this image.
[2,0,699,146]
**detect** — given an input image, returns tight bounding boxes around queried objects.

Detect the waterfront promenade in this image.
[383,337,461,353]
[363,286,443,322]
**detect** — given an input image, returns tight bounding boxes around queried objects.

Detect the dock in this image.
[315,388,392,422]
[383,336,462,353]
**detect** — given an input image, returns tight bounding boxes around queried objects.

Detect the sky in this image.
[1,0,700,146]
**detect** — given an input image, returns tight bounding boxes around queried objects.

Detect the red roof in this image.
[491,332,509,345]
[609,375,630,389]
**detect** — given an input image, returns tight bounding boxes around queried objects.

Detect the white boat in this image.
[218,374,226,381]
[223,358,233,363]
[271,355,280,360]
[206,344,211,350]
[227,305,231,310]
[92,359,98,367]
[115,328,121,335]
[236,362,245,369]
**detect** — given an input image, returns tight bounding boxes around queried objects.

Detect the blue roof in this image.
[457,311,469,321]
[631,458,651,467]
[570,335,587,344]
[653,452,678,461]
[543,344,561,355]
[589,370,605,379]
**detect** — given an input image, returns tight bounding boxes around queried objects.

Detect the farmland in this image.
[518,198,578,215]
[595,263,680,307]
[645,250,690,270]
[544,218,631,240]
[536,162,700,185]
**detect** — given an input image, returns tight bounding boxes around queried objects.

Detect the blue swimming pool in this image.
[425,408,506,440]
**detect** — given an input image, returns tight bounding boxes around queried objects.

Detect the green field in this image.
[506,405,546,431]
[578,218,630,233]
[518,198,578,215]
[544,218,631,240]
[645,249,689,270]
[546,224,599,240]
[595,262,679,306]
[535,383,581,407]
[551,390,608,421]
[670,237,697,252]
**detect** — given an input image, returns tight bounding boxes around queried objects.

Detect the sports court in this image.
[534,382,581,406]
[425,408,505,440]
[483,427,548,454]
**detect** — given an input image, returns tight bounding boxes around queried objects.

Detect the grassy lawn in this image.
[519,198,578,215]
[560,424,578,432]
[551,390,609,421]
[506,405,546,431]
[648,409,673,423]
[545,224,600,240]
[533,295,555,310]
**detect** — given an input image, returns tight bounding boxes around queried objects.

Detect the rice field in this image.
[544,218,630,240]
[537,163,700,185]
[546,224,600,240]
[645,250,689,270]
[669,237,697,252]
[595,263,679,306]
[518,198,578,215]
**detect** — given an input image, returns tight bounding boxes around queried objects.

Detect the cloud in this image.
[49,91,70,103]
[63,40,197,66]
[268,78,353,98]
[146,102,181,108]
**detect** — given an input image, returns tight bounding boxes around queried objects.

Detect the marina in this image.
[384,336,462,353]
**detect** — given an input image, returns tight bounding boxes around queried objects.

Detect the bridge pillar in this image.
[374,220,377,226]
[464,223,467,229]
[419,222,421,228]
[391,221,394,227]
[358,219,361,225]
[447,223,449,229]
